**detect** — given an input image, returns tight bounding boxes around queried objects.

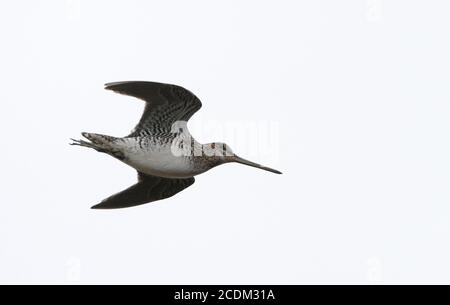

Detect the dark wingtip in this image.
[104,81,142,90]
[104,82,116,90]
[90,202,131,210]
[104,81,123,90]
[91,203,106,209]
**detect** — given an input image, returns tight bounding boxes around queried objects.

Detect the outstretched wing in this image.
[105,81,202,137]
[91,172,195,209]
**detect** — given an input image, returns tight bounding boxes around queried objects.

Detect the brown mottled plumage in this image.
[71,81,281,209]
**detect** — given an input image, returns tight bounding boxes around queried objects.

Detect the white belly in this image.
[122,144,196,178]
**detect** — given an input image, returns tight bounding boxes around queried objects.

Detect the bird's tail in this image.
[70,132,125,159]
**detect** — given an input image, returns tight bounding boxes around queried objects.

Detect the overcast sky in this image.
[1,0,450,283]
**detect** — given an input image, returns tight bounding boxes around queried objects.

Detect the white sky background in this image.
[0,0,449,284]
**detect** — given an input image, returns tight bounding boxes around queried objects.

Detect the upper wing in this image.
[105,81,202,137]
[91,172,195,209]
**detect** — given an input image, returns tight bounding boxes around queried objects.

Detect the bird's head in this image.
[202,142,282,174]
[202,142,234,159]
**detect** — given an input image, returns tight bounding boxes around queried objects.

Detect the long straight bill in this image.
[233,156,282,174]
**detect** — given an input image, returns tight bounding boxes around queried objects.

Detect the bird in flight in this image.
[71,81,282,209]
